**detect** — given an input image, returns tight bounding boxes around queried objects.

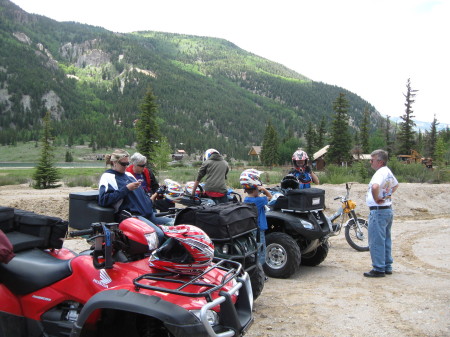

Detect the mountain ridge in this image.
[1,0,383,159]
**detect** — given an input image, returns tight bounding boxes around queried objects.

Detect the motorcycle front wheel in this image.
[345,218,369,251]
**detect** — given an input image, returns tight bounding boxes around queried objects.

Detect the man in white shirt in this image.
[364,149,399,278]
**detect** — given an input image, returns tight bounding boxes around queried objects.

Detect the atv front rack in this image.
[134,258,254,337]
[133,258,245,302]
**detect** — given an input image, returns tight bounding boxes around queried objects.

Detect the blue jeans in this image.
[259,230,266,265]
[368,209,394,272]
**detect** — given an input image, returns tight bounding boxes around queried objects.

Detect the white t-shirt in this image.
[366,166,398,207]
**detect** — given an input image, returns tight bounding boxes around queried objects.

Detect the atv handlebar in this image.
[69,228,94,237]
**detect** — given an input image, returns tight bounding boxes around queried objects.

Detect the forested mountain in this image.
[0,0,382,159]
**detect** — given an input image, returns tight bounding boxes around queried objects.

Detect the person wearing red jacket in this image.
[126,152,159,195]
[126,152,174,212]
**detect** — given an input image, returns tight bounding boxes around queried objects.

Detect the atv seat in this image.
[0,248,72,295]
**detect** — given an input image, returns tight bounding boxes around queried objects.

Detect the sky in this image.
[11,0,450,125]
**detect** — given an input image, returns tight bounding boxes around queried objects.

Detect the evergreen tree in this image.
[65,150,73,162]
[361,107,370,153]
[384,116,393,158]
[326,93,352,165]
[397,78,417,155]
[260,119,279,167]
[305,121,316,157]
[434,136,447,181]
[152,137,172,174]
[136,88,161,163]
[426,115,439,158]
[316,117,327,149]
[32,111,61,189]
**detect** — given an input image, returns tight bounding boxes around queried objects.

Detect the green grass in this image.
[1,157,448,189]
[0,142,108,163]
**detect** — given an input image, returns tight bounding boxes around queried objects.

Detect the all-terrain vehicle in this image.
[69,189,265,300]
[0,205,254,337]
[263,175,332,278]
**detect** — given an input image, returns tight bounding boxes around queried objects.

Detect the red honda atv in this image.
[0,206,254,337]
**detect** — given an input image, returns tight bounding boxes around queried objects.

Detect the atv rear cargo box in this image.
[286,188,325,211]
[69,191,115,229]
[174,202,257,239]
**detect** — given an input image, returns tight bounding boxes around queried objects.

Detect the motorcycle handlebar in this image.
[69,228,94,237]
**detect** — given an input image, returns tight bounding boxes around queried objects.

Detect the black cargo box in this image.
[174,202,257,239]
[286,188,325,211]
[69,191,115,229]
[0,206,15,232]
[14,209,68,249]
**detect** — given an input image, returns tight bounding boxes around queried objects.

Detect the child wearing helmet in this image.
[289,149,319,189]
[240,169,272,267]
[191,149,230,204]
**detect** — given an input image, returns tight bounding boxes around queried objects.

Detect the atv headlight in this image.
[221,244,230,254]
[191,309,219,326]
[144,232,159,251]
[301,221,314,230]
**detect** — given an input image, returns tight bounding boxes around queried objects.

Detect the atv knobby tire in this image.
[263,232,301,279]
[249,262,265,300]
[300,242,329,266]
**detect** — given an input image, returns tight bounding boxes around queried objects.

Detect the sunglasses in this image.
[117,161,130,167]
[136,164,146,168]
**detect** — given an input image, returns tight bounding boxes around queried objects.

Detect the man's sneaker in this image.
[363,269,385,278]
[385,270,392,275]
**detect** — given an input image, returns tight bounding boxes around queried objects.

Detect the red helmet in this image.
[148,225,214,275]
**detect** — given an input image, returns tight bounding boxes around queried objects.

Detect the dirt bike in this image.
[327,183,369,252]
[0,206,254,337]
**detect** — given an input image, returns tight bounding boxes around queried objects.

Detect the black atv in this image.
[263,175,332,279]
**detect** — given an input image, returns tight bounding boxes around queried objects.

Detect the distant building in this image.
[312,145,329,170]
[172,149,186,161]
[248,146,262,161]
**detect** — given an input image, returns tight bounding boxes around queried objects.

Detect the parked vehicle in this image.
[263,175,331,279]
[68,189,264,300]
[327,183,369,252]
[0,206,254,337]
[175,196,265,300]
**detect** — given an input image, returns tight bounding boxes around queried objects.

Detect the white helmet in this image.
[203,149,219,161]
[185,181,202,196]
[239,169,263,189]
[163,179,184,202]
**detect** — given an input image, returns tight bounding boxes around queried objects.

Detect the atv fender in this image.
[70,289,209,337]
[266,210,329,240]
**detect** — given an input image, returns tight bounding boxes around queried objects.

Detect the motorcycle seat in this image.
[0,248,72,295]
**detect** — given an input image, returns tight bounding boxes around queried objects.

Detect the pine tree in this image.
[397,78,418,155]
[152,137,172,173]
[316,117,327,149]
[361,107,370,153]
[32,111,61,189]
[327,93,352,165]
[65,150,73,162]
[260,119,279,167]
[426,115,439,158]
[384,116,393,158]
[305,121,316,156]
[136,88,161,163]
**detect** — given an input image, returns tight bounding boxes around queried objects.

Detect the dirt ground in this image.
[1,182,449,337]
